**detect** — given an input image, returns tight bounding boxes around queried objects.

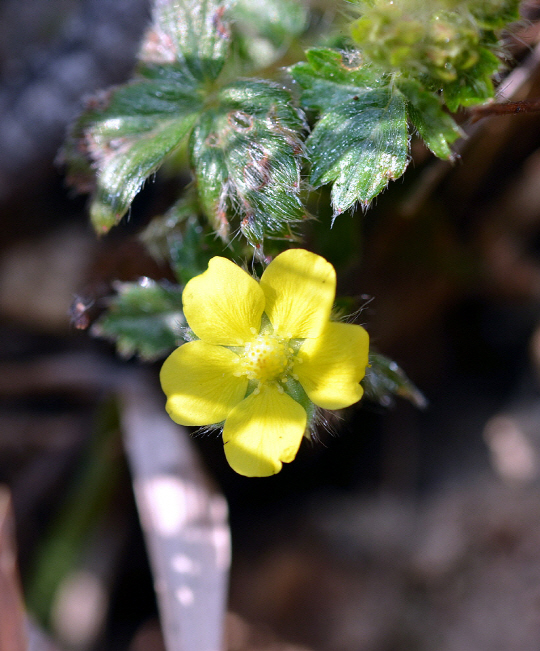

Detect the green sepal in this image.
[362,352,427,409]
[283,377,317,428]
[139,0,233,83]
[190,79,306,245]
[91,279,185,360]
[398,78,462,160]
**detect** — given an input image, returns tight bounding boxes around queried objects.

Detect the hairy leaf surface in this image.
[190,80,305,244]
[80,71,202,233]
[139,0,233,82]
[64,0,234,234]
[292,49,409,213]
[291,49,384,111]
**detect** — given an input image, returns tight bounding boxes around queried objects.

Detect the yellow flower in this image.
[160,249,369,477]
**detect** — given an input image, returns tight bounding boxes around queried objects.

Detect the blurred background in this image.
[3,0,540,649]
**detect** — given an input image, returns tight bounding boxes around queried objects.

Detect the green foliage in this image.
[286,0,517,210]
[441,47,502,112]
[65,0,519,239]
[64,0,523,403]
[64,0,305,246]
[362,352,427,408]
[139,195,247,285]
[469,0,521,29]
[91,280,185,360]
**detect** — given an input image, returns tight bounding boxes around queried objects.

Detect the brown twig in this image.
[469,99,540,122]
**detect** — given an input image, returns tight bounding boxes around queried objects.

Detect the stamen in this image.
[239,334,294,384]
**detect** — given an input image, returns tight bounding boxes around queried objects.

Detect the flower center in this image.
[241,335,291,383]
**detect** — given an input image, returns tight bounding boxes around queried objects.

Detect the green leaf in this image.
[91,279,185,360]
[232,0,308,69]
[139,0,233,83]
[66,70,203,233]
[362,352,427,408]
[292,48,409,213]
[139,196,247,284]
[398,79,462,160]
[139,195,203,284]
[190,79,306,245]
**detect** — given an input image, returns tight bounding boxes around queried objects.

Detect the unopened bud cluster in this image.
[350,0,520,99]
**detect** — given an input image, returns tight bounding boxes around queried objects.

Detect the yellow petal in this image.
[260,249,336,339]
[160,341,248,426]
[294,321,369,410]
[183,257,265,345]
[222,385,307,477]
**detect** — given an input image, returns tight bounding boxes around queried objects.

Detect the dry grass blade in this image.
[121,377,231,651]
